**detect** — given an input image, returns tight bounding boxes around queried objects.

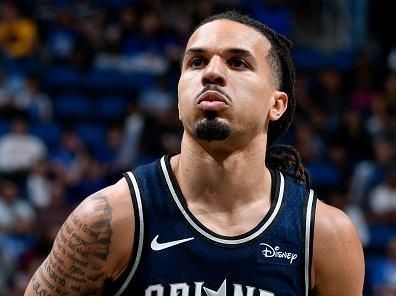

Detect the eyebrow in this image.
[184,47,254,57]
[182,47,256,64]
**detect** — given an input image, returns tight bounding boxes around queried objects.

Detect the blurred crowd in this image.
[0,0,395,295]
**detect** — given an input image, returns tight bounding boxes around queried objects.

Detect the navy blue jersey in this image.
[105,155,317,296]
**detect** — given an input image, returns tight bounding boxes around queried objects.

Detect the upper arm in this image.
[24,178,134,296]
[311,201,365,296]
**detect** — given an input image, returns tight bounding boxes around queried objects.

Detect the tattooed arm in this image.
[24,178,134,296]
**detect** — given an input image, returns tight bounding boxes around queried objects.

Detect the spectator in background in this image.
[117,100,145,168]
[363,71,395,138]
[70,149,106,205]
[0,115,47,174]
[95,124,125,180]
[0,179,36,282]
[124,10,163,55]
[14,75,53,122]
[163,13,193,76]
[0,70,13,114]
[45,7,77,62]
[138,74,176,117]
[328,187,369,247]
[194,0,216,21]
[119,6,139,55]
[49,128,85,186]
[0,2,38,59]
[367,93,388,138]
[26,160,51,209]
[36,180,71,244]
[349,52,376,115]
[295,122,341,199]
[368,162,396,223]
[313,68,347,132]
[0,179,35,235]
[333,109,372,164]
[349,133,395,208]
[77,7,106,53]
[383,72,396,132]
[371,237,396,295]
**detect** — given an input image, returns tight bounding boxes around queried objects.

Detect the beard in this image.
[194,112,231,142]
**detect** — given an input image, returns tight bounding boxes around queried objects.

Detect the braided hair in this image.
[197,11,310,186]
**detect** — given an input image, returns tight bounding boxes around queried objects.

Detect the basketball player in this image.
[25,11,364,296]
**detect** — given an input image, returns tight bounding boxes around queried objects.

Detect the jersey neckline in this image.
[159,155,285,246]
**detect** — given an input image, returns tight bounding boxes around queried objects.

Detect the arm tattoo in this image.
[30,194,113,295]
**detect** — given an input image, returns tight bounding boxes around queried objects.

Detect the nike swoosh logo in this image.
[151,235,194,251]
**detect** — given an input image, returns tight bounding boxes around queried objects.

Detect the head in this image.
[178,11,295,147]
[2,2,19,21]
[0,179,19,203]
[387,237,396,262]
[384,162,396,189]
[11,116,29,135]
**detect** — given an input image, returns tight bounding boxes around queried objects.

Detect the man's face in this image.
[178,19,286,145]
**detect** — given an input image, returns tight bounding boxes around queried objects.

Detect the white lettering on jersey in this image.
[146,284,164,296]
[170,283,189,296]
[203,279,226,296]
[194,282,204,296]
[145,280,275,296]
[260,243,298,264]
[234,284,255,296]
[259,291,274,296]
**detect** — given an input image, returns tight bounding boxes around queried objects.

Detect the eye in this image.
[228,58,248,69]
[189,57,206,69]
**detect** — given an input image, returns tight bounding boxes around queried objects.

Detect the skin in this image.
[25,19,364,295]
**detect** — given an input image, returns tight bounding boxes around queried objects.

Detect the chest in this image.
[111,159,314,296]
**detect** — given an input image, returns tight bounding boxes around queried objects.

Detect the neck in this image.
[171,132,272,212]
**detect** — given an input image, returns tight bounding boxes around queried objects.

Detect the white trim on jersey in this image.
[160,156,285,245]
[304,189,315,296]
[113,172,144,296]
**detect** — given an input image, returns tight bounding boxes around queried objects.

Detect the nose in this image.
[201,56,227,87]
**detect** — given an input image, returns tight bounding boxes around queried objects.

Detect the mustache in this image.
[195,85,232,103]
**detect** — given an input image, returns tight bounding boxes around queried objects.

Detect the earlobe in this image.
[269,110,281,121]
[269,91,288,121]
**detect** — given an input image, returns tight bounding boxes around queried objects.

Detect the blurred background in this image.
[0,0,395,295]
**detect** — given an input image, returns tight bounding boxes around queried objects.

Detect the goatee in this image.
[195,115,231,142]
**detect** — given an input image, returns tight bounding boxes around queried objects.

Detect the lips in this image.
[197,91,229,105]
[196,91,229,112]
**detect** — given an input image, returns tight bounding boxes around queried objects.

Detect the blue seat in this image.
[85,69,125,93]
[368,224,396,250]
[96,96,126,120]
[292,48,326,70]
[54,95,92,119]
[30,122,61,147]
[42,66,83,91]
[125,73,156,91]
[0,120,10,136]
[76,122,106,148]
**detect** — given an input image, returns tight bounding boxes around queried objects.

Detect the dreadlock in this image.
[198,11,310,186]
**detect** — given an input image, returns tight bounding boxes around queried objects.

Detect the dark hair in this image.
[197,11,310,186]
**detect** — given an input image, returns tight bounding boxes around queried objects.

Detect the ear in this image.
[178,103,182,121]
[268,91,288,121]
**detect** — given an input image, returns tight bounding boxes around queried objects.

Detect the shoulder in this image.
[311,200,365,295]
[79,177,131,218]
[71,177,134,279]
[24,176,136,295]
[314,200,358,238]
[77,177,132,229]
